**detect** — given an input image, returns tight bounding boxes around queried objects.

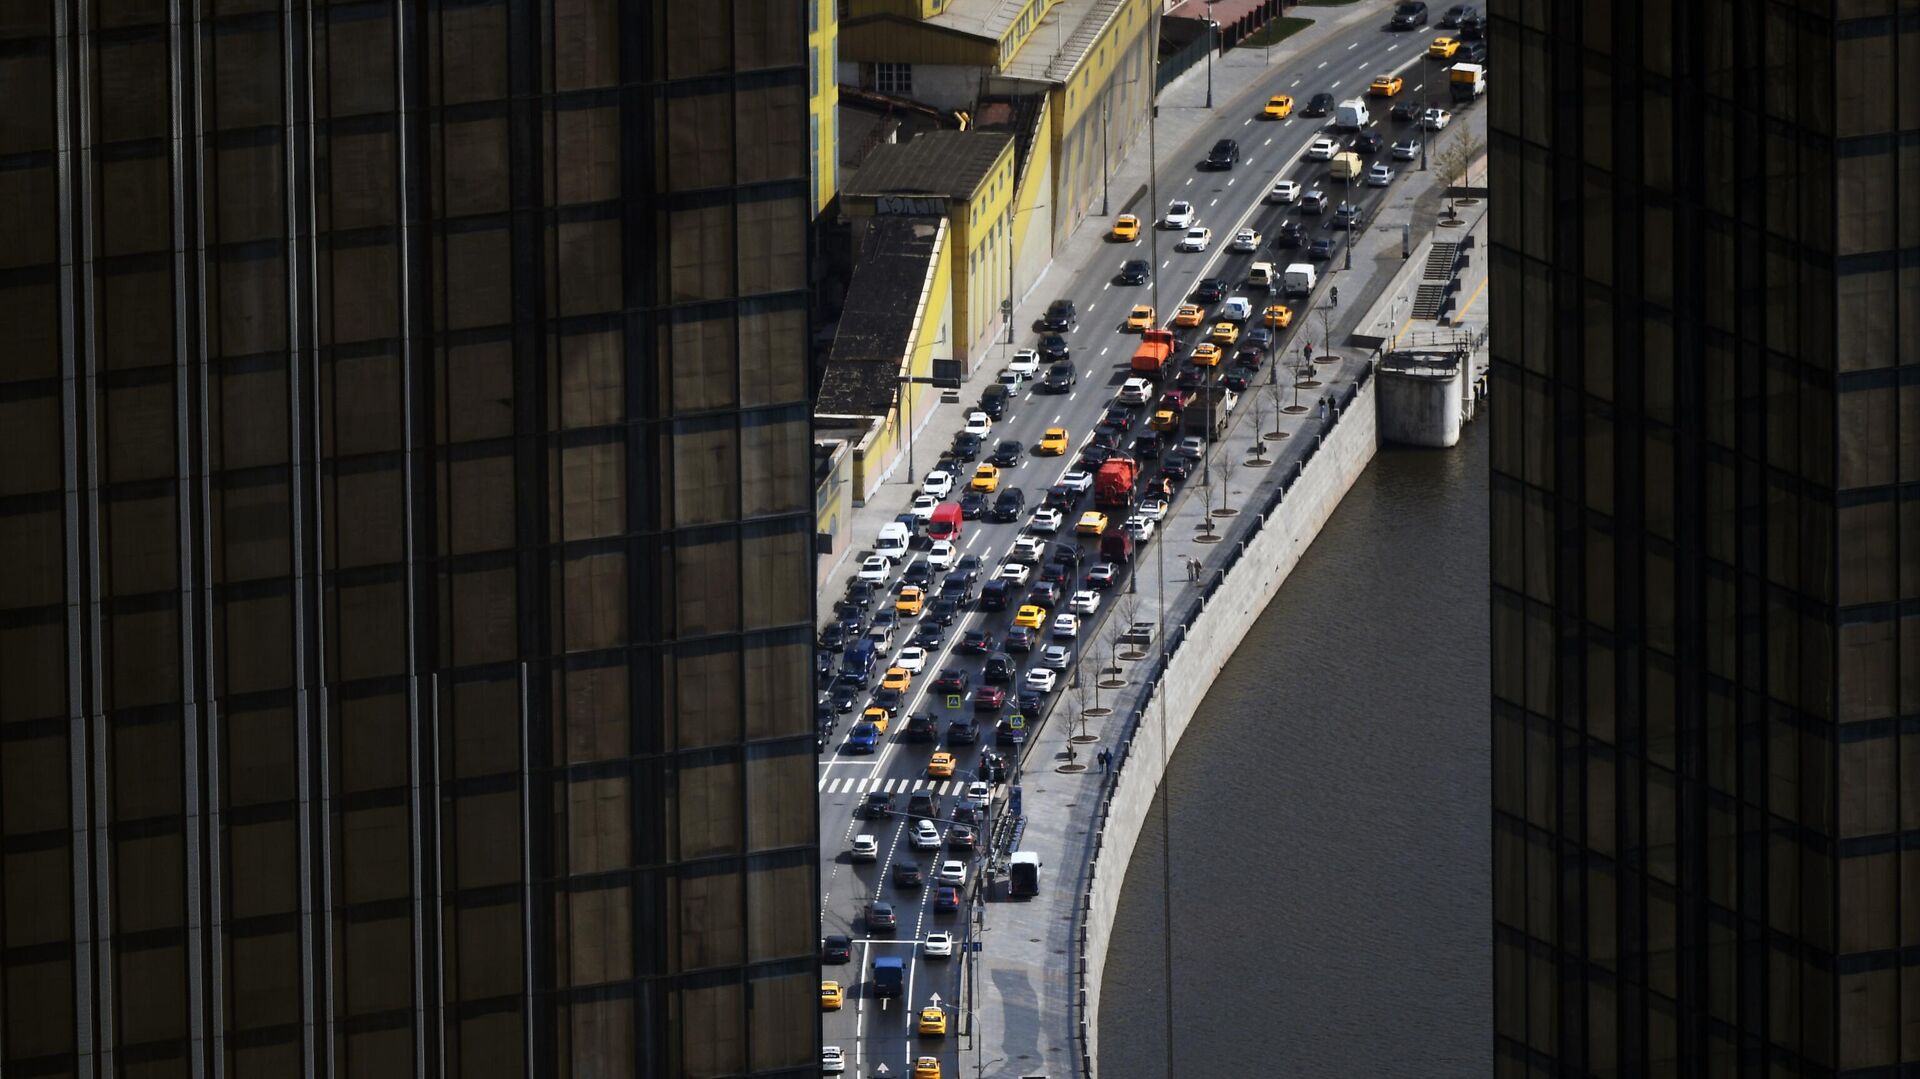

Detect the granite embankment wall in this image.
[1073,370,1380,1075]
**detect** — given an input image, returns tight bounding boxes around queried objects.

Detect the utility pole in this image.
[1342,137,1353,272]
[1203,4,1216,108]
[1100,96,1110,215]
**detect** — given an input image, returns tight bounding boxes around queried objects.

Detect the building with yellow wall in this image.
[840,131,1014,369]
[810,0,841,215]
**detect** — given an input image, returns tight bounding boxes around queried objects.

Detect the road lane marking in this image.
[1348,41,1358,49]
[1291,79,1301,86]
[1242,117,1252,125]
[1184,177,1194,185]
[1317,60,1327,68]
[1330,80,1340,88]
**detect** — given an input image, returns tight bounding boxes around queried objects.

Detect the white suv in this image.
[1118,377,1154,405]
[1267,179,1301,204]
[1305,136,1338,160]
[851,835,879,861]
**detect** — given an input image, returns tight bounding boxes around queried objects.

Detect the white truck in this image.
[1282,263,1316,298]
[1449,63,1486,102]
[1332,96,1372,131]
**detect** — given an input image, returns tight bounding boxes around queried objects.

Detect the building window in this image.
[874,63,912,96]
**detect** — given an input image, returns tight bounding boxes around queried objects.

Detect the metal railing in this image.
[1066,365,1371,1077]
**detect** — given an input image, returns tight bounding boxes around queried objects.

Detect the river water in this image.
[1098,422,1490,1077]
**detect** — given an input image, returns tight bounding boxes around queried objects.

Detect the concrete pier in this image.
[1378,348,1467,447]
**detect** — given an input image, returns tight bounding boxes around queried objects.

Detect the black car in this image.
[951,432,982,460]
[1090,425,1122,449]
[871,686,903,716]
[932,668,970,694]
[979,383,1011,419]
[911,620,946,648]
[1389,0,1428,28]
[907,790,939,819]
[953,554,982,579]
[1159,458,1192,481]
[995,718,1029,746]
[958,628,994,654]
[1131,431,1164,458]
[1457,36,1487,60]
[952,802,982,828]
[823,934,853,963]
[844,580,877,607]
[832,599,864,625]
[1222,371,1251,392]
[1439,3,1474,25]
[1192,277,1227,303]
[991,487,1026,522]
[1038,334,1070,361]
[1038,363,1076,394]
[1353,130,1383,155]
[927,597,960,626]
[1304,92,1335,116]
[1038,562,1069,587]
[933,886,961,913]
[861,791,893,819]
[980,579,1012,611]
[1103,404,1135,432]
[1390,97,1426,123]
[1029,580,1063,609]
[1275,221,1306,248]
[989,440,1025,467]
[1016,689,1044,714]
[1205,138,1240,169]
[1045,485,1077,510]
[1234,348,1264,370]
[1457,11,1486,39]
[901,560,934,588]
[983,652,1015,684]
[959,490,990,519]
[1118,259,1151,285]
[947,718,980,745]
[938,577,974,607]
[981,751,1010,783]
[1308,237,1335,261]
[1051,544,1082,570]
[1041,299,1078,332]
[1004,626,1036,653]
[1245,328,1275,351]
[1174,367,1207,392]
[830,676,862,713]
[1078,444,1114,469]
[868,901,898,933]
[819,621,847,651]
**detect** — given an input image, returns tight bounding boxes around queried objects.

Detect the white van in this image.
[1220,296,1253,323]
[1282,263,1316,298]
[1246,261,1275,289]
[874,522,910,562]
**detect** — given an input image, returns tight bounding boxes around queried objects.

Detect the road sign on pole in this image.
[947,694,962,710]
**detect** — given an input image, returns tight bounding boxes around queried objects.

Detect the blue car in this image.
[846,721,880,753]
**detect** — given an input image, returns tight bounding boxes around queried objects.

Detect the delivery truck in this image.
[1449,63,1486,102]
[1181,386,1238,440]
[1008,852,1041,897]
[1282,263,1316,298]
[1332,97,1372,131]
[1328,151,1365,182]
[928,502,962,542]
[1130,328,1177,380]
[873,955,905,997]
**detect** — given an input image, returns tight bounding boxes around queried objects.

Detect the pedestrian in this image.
[1099,748,1111,773]
[1331,285,1339,307]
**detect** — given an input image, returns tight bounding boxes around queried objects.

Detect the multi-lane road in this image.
[816,12,1477,1077]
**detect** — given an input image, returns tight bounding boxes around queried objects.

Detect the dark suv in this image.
[1389,0,1428,28]
[991,487,1026,522]
[1304,92,1335,116]
[1205,138,1241,169]
[1039,362,1076,394]
[1041,299,1078,332]
[1118,259,1151,285]
[979,383,1011,419]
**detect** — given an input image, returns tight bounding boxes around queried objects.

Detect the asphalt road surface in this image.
[815,14,1474,1077]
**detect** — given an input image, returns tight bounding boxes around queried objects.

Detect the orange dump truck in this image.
[1130,328,1177,380]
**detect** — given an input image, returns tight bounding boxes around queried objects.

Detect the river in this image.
[1097,422,1490,1077]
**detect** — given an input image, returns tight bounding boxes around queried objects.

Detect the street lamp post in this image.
[1342,138,1353,272]
[1203,6,1216,108]
[1420,55,1430,171]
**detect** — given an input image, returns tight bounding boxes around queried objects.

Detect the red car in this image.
[973,686,1007,712]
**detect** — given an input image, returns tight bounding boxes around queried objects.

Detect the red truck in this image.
[928,503,963,541]
[1100,531,1135,563]
[1094,454,1140,510]
[1130,329,1176,380]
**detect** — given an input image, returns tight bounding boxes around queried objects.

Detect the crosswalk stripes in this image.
[823,775,964,796]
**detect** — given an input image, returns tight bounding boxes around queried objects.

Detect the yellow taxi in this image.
[896,586,925,617]
[919,1006,948,1036]
[1111,213,1141,242]
[862,707,890,734]
[1014,604,1048,629]
[1190,343,1222,367]
[1037,426,1070,455]
[1173,303,1205,328]
[1210,322,1240,346]
[1369,73,1404,97]
[1151,408,1180,432]
[1125,304,1156,331]
[1263,303,1294,329]
[1076,510,1110,536]
[970,463,1001,492]
[928,751,956,779]
[882,666,912,692]
[914,1057,943,1079]
[1428,35,1459,58]
[822,981,844,1010]
[1262,94,1293,119]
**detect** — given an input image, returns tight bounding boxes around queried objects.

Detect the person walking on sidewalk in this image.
[1331,285,1339,307]
[1098,747,1111,774]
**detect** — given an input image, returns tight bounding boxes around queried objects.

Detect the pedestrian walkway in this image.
[822,776,989,795]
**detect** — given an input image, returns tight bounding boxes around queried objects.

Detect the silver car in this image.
[1039,644,1072,670]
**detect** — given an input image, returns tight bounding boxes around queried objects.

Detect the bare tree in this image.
[1433,131,1486,214]
[1266,380,1287,434]
[1215,445,1236,511]
[1112,592,1142,659]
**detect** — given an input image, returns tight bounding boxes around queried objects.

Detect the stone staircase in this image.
[1411,240,1461,321]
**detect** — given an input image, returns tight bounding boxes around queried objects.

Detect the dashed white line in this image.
[1161,260,1170,268]
[1264,137,1274,146]
[1184,177,1194,185]
[1100,346,1110,355]
[1051,413,1063,423]
[1291,79,1301,87]
[1331,80,1341,89]
[1414,83,1424,92]
[1387,42,1399,51]
[1347,41,1359,50]
[1209,198,1218,206]
[1103,281,1112,290]
[1242,117,1252,125]
[1317,60,1327,69]
[1226,177,1235,186]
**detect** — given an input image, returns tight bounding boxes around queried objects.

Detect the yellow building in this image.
[841,131,1015,368]
[810,0,840,215]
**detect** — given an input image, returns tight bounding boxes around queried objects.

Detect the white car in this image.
[1008,348,1041,377]
[1031,507,1064,534]
[1118,377,1154,405]
[1137,497,1169,522]
[1230,228,1261,253]
[995,563,1032,586]
[851,834,880,861]
[966,781,992,803]
[1422,107,1452,130]
[923,470,954,499]
[1305,136,1338,160]
[824,1047,846,1074]
[1123,516,1156,541]
[1366,163,1393,187]
[1175,435,1207,459]
[857,556,891,584]
[924,931,955,958]
[1025,667,1058,693]
[895,645,929,673]
[912,819,943,849]
[1060,470,1094,494]
[1177,227,1212,252]
[1068,590,1101,614]
[1390,139,1418,161]
[963,412,992,436]
[1162,199,1195,228]
[911,492,940,522]
[1039,644,1072,670]
[936,859,968,886]
[927,540,957,570]
[998,367,1023,386]
[1009,536,1046,564]
[1267,179,1301,204]
[1051,613,1080,639]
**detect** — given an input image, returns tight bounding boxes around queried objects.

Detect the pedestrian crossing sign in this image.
[946,694,962,710]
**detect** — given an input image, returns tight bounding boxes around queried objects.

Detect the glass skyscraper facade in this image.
[1491,1,1920,1074]
[0,2,819,1076]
